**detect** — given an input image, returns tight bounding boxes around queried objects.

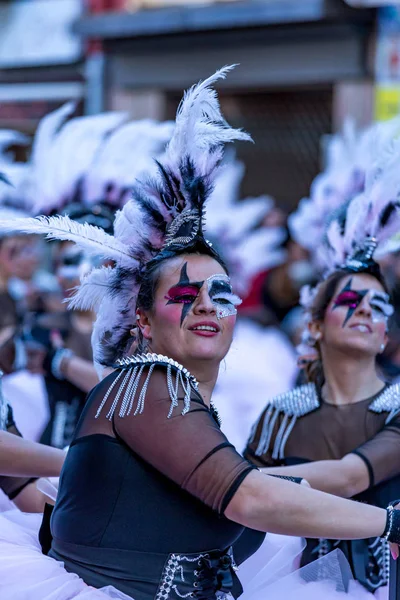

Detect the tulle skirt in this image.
[0,511,133,600]
[0,509,389,600]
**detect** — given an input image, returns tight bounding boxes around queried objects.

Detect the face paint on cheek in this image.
[207,274,242,319]
[164,263,204,327]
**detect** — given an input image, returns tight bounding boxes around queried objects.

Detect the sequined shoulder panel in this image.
[267,383,320,417]
[369,383,400,424]
[96,353,199,421]
[249,383,319,460]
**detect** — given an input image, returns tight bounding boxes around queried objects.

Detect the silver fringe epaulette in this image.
[96,353,199,421]
[369,383,400,423]
[251,383,319,460]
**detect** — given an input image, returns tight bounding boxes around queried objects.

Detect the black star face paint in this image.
[207,274,242,319]
[164,263,204,326]
[332,278,394,327]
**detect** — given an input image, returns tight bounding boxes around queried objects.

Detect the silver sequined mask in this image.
[206,274,242,319]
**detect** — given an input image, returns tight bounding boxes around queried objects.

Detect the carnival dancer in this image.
[245,141,400,596]
[0,67,399,600]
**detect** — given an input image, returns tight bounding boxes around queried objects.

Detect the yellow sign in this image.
[375,85,400,121]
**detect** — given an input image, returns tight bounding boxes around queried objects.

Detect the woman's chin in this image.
[335,339,380,357]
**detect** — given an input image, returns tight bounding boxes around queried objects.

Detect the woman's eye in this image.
[334,293,361,308]
[371,304,384,314]
[213,297,231,305]
[174,294,197,304]
[336,299,358,308]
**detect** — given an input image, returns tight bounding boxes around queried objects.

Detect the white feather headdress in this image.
[0,66,252,369]
[206,158,286,295]
[10,104,174,223]
[289,117,400,269]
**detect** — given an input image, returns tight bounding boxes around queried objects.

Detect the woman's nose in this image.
[355,298,372,317]
[193,290,216,314]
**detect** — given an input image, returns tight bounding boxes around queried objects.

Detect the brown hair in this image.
[304,268,390,387]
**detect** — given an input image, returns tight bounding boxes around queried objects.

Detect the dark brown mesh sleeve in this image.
[110,365,255,514]
[351,413,400,487]
[0,405,37,499]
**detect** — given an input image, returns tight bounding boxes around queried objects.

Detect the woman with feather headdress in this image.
[0,69,399,600]
[245,124,400,598]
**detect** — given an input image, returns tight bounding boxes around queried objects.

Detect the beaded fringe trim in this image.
[250,382,400,459]
[95,353,199,421]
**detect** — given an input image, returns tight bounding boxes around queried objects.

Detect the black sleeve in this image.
[351,413,400,487]
[106,364,256,514]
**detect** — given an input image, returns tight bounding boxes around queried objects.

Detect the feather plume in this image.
[32,112,128,215]
[67,266,116,311]
[83,119,174,207]
[0,215,137,268]
[130,65,252,236]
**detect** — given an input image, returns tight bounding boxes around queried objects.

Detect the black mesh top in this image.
[49,362,259,598]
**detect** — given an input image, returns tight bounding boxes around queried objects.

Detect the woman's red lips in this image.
[349,322,372,333]
[189,321,220,334]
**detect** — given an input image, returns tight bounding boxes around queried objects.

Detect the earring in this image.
[380,343,385,353]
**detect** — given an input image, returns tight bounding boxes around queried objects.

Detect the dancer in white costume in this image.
[0,68,399,600]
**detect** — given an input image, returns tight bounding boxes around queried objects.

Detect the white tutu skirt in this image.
[0,511,132,600]
[0,510,389,600]
[238,533,388,600]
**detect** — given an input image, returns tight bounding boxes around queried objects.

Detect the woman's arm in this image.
[12,482,52,513]
[0,431,65,477]
[261,454,369,498]
[225,469,387,541]
[59,353,99,393]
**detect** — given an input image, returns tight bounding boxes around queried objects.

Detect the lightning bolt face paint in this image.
[206,274,242,319]
[165,263,204,326]
[332,278,393,327]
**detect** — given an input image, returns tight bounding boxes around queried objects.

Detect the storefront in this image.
[0,0,84,132]
[75,0,375,208]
